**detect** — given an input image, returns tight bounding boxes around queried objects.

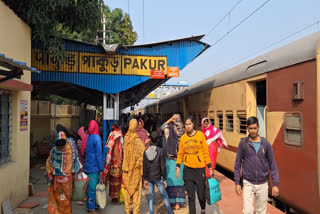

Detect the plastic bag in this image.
[206,177,221,205]
[96,180,107,209]
[72,172,89,201]
[119,185,125,204]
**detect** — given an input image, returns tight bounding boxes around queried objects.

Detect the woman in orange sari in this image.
[122,119,146,214]
[46,131,73,214]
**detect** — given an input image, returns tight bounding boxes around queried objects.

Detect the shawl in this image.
[166,124,178,156]
[136,119,149,143]
[46,131,73,178]
[56,124,72,138]
[173,114,185,141]
[77,127,87,164]
[201,117,228,148]
[102,129,123,178]
[164,114,185,158]
[67,137,82,173]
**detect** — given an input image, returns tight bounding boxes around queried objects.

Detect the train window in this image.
[210,119,215,126]
[237,111,247,134]
[284,113,303,147]
[217,111,223,130]
[226,111,234,132]
[292,81,304,100]
[208,111,214,126]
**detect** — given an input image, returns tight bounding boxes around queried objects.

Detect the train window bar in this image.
[198,113,202,127]
[208,111,214,126]
[237,111,247,135]
[226,111,234,132]
[217,111,223,131]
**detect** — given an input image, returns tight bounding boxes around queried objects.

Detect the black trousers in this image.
[183,166,206,214]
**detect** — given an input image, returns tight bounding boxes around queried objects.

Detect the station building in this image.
[0,1,40,212]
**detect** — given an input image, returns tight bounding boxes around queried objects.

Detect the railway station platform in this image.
[213,171,284,214]
[21,167,284,214]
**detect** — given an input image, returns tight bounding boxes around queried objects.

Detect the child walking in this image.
[143,131,173,214]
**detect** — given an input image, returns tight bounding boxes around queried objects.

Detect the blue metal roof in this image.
[0,53,40,73]
[119,40,205,70]
[31,35,209,107]
[35,72,149,94]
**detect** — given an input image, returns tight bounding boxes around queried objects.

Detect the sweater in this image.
[176,131,212,169]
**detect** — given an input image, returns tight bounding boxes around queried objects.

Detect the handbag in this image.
[96,179,107,209]
[206,177,221,205]
[72,172,89,201]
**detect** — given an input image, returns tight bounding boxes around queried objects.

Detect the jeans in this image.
[148,180,173,214]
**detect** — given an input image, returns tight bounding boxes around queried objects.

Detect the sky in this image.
[104,0,320,85]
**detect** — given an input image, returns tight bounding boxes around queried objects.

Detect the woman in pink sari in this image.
[201,117,228,177]
[137,119,151,148]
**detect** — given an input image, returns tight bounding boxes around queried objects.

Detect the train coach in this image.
[143,32,320,213]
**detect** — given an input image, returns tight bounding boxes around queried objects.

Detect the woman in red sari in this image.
[201,117,228,177]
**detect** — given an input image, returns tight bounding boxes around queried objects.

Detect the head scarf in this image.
[173,114,185,140]
[54,131,67,146]
[78,127,88,156]
[56,124,72,138]
[88,120,99,135]
[136,119,149,143]
[201,117,227,148]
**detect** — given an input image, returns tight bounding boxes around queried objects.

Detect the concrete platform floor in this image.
[20,167,284,214]
[25,167,222,214]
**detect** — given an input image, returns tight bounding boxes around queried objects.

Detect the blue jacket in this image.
[84,134,104,174]
[234,137,279,187]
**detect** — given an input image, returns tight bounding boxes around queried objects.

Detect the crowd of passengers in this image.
[45,112,279,214]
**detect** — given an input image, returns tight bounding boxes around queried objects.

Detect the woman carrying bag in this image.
[175,116,213,214]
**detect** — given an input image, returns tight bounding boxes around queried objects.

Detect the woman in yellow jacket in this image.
[176,115,213,214]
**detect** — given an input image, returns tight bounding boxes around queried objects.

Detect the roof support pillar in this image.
[102,93,120,159]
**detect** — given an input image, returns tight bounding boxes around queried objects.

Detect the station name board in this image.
[32,49,168,76]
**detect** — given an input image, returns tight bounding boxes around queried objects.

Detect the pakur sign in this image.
[32,49,167,76]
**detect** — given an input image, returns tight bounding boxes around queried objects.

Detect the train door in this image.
[256,80,267,138]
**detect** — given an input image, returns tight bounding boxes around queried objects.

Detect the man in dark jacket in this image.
[234,116,279,214]
[143,131,173,214]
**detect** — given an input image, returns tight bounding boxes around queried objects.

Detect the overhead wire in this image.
[211,0,271,48]
[181,0,272,81]
[204,0,245,37]
[210,20,320,76]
